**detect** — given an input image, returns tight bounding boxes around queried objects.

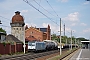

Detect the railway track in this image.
[0,50,58,60]
[0,49,69,60]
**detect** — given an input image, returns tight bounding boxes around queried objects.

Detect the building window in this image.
[30,31,33,34]
[13,28,15,30]
[20,28,21,30]
[16,36,18,38]
[16,28,18,30]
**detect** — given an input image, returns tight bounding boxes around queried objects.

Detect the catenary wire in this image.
[33,0,59,19]
[23,0,59,26]
[45,0,60,18]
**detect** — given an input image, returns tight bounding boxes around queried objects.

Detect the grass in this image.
[47,48,78,60]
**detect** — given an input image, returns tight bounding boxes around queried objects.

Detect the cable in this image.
[0,16,10,21]
[23,0,59,26]
[38,0,41,10]
[45,0,60,18]
[0,25,10,28]
[33,0,58,19]
[0,15,11,23]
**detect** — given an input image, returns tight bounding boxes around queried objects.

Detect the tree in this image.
[0,28,6,33]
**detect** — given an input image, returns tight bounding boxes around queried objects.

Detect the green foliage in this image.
[3,42,6,47]
[51,33,88,44]
[0,54,1,57]
[76,37,88,41]
[0,28,6,33]
[51,34,57,40]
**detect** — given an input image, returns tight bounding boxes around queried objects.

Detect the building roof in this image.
[12,11,24,23]
[5,34,22,43]
[25,35,39,42]
[81,41,90,43]
[37,28,47,32]
[0,32,6,35]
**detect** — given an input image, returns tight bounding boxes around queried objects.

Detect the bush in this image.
[0,54,1,57]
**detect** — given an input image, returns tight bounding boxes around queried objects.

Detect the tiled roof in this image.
[12,11,24,23]
[25,35,39,42]
[5,34,22,43]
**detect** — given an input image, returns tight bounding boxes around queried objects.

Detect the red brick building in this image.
[25,25,51,41]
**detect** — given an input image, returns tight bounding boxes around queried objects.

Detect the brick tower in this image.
[10,11,25,43]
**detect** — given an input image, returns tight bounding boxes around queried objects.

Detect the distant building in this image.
[0,32,6,43]
[10,11,51,42]
[25,25,51,41]
[10,11,25,43]
[4,34,22,44]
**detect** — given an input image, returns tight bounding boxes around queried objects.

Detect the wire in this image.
[23,0,59,26]
[0,25,10,28]
[45,0,60,18]
[0,16,10,21]
[33,0,58,19]
[38,0,41,10]
[0,15,11,23]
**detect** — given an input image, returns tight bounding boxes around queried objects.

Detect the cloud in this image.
[80,23,87,26]
[42,23,64,34]
[58,0,68,2]
[84,1,90,5]
[83,28,90,33]
[25,23,36,27]
[71,23,77,26]
[62,12,79,22]
[65,27,71,32]
[21,10,28,13]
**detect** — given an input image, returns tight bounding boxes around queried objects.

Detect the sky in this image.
[0,0,90,39]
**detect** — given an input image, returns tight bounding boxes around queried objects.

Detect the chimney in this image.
[15,11,20,15]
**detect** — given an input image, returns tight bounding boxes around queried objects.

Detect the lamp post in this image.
[71,30,72,50]
[70,30,75,50]
[75,38,76,48]
[23,26,25,54]
[59,18,61,55]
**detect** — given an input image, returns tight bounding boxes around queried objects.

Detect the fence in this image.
[0,43,28,55]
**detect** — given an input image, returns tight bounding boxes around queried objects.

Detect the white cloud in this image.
[42,23,64,34]
[80,23,87,26]
[62,12,79,22]
[25,23,36,27]
[21,10,28,13]
[83,28,90,33]
[42,23,48,28]
[66,27,71,32]
[58,0,68,2]
[84,1,90,5]
[71,23,77,26]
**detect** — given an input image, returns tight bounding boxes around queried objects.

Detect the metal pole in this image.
[71,30,72,50]
[24,26,25,54]
[64,24,66,44]
[66,39,67,45]
[60,18,62,55]
[75,38,76,48]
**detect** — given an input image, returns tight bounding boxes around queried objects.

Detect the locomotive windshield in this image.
[28,42,35,46]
